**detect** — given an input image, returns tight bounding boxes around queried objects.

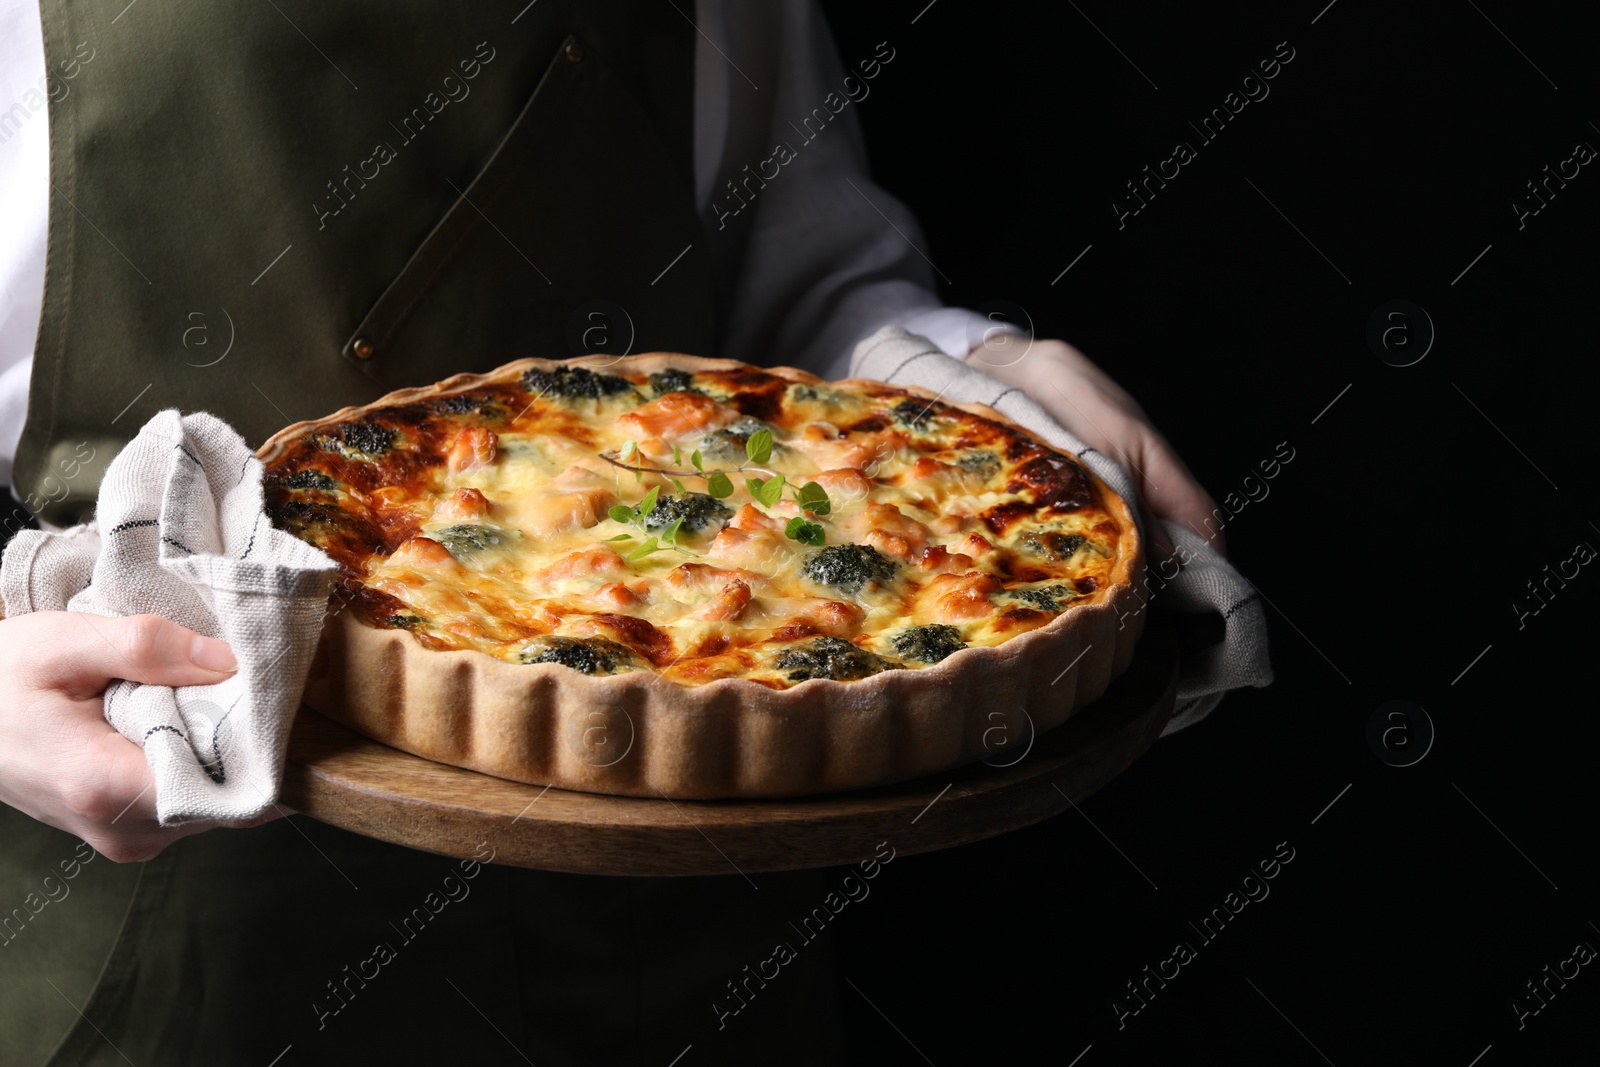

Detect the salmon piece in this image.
[615,390,736,441]
[664,561,766,595]
[924,571,1002,622]
[848,430,908,476]
[812,467,876,507]
[915,544,974,574]
[596,581,640,610]
[550,464,614,492]
[841,502,932,553]
[518,465,616,537]
[537,545,628,583]
[959,532,994,559]
[432,487,490,522]
[447,426,498,474]
[754,595,863,638]
[811,598,864,632]
[730,503,783,534]
[865,530,914,561]
[705,526,790,575]
[388,536,458,569]
[798,426,902,473]
[443,617,492,641]
[697,578,752,622]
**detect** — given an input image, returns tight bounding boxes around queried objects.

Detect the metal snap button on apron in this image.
[565,39,584,62]
[351,337,375,360]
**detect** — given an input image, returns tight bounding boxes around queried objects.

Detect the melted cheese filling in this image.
[285,376,1124,686]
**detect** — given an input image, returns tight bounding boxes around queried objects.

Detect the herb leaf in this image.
[608,504,635,524]
[745,428,773,465]
[637,485,660,518]
[626,536,661,561]
[706,471,734,498]
[690,449,704,472]
[785,517,826,546]
[753,472,786,507]
[795,481,831,516]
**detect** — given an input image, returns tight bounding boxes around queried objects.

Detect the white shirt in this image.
[0,0,986,498]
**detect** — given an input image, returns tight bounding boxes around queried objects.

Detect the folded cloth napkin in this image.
[850,326,1273,733]
[0,410,337,824]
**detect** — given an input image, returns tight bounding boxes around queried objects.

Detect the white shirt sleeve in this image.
[693,0,993,380]
[0,0,51,498]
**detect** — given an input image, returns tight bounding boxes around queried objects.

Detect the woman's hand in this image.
[966,336,1223,562]
[0,611,276,862]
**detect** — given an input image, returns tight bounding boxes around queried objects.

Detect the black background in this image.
[815,1,1595,1063]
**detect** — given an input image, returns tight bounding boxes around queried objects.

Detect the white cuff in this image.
[898,307,1025,362]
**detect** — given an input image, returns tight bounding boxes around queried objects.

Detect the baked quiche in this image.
[260,355,1146,798]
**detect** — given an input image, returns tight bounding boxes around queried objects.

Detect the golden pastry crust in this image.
[263,354,1144,798]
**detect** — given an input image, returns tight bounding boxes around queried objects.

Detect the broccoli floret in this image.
[649,369,698,396]
[432,393,503,415]
[774,636,897,682]
[276,469,340,492]
[1008,585,1076,612]
[698,416,775,460]
[326,422,395,457]
[801,543,898,596]
[697,415,784,460]
[955,450,1000,477]
[889,624,967,664]
[432,524,506,558]
[1023,531,1087,562]
[891,399,937,431]
[644,492,732,533]
[517,635,639,675]
[274,500,341,528]
[383,613,428,630]
[521,364,634,400]
[789,383,847,405]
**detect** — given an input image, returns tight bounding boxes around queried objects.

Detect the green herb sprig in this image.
[600,431,833,546]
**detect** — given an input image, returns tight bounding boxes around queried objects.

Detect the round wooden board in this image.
[281,616,1177,876]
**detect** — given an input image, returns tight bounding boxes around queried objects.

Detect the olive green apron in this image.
[3,2,841,1062]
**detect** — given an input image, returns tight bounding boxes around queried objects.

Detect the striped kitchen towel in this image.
[0,409,337,823]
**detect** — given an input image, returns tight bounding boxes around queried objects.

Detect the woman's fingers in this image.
[1134,432,1227,559]
[965,337,1227,561]
[0,611,268,862]
[24,611,238,700]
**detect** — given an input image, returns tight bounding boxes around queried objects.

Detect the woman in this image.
[0,2,1218,1062]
